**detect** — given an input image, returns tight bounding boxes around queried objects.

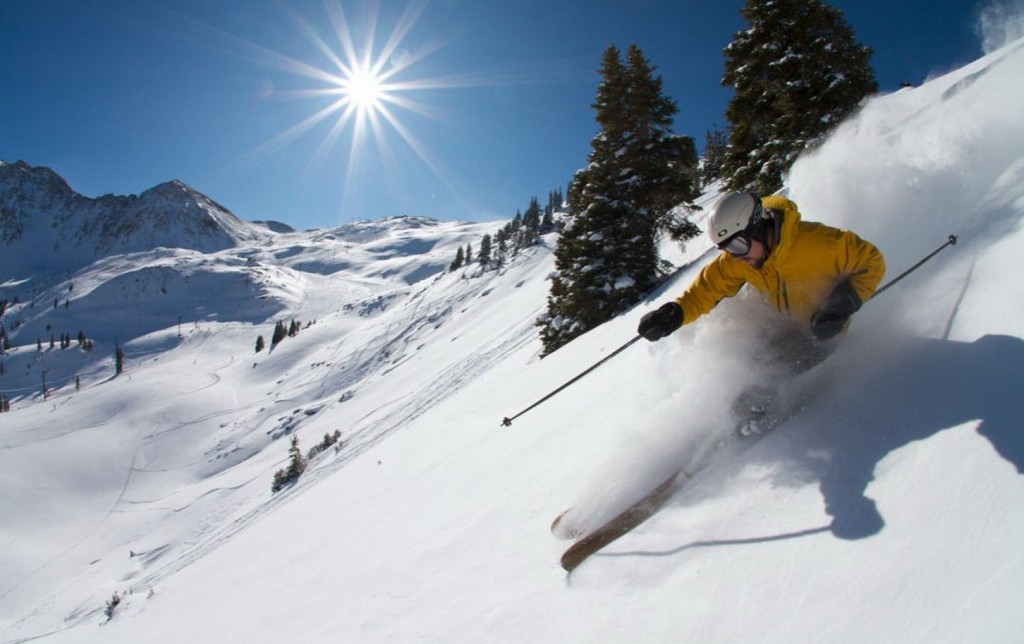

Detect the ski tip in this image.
[551,510,584,540]
[560,548,587,573]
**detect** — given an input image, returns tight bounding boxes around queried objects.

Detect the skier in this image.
[637,191,886,435]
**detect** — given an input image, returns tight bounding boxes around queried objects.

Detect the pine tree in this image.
[701,126,730,187]
[450,245,465,271]
[521,197,542,247]
[287,435,306,478]
[478,234,492,266]
[721,0,877,194]
[115,344,124,376]
[271,435,308,493]
[539,45,700,355]
[255,335,265,353]
[619,45,702,238]
[271,320,287,348]
[546,189,564,216]
[495,229,509,260]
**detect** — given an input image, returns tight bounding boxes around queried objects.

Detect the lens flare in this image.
[200,0,484,219]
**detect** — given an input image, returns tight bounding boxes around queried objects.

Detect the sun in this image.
[343,65,386,113]
[240,0,474,204]
[201,0,478,216]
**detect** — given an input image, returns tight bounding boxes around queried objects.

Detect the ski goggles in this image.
[717,230,753,257]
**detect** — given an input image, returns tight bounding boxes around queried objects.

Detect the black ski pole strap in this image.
[870,234,958,300]
[501,335,643,427]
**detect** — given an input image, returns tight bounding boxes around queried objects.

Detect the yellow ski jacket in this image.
[676,195,886,327]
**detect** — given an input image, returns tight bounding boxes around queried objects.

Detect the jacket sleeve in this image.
[838,230,886,303]
[674,254,748,325]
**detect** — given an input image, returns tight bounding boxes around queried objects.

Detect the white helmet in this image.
[707,192,762,246]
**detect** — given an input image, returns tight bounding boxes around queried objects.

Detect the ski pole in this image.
[870,234,957,300]
[501,335,643,427]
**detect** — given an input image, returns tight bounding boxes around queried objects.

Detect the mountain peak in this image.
[0,162,266,279]
[0,159,73,197]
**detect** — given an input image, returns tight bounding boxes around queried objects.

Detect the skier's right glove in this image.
[638,302,683,341]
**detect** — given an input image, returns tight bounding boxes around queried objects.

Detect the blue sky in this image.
[0,0,989,229]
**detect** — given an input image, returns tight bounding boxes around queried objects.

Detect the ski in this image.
[560,469,682,572]
[556,364,836,571]
[550,508,579,540]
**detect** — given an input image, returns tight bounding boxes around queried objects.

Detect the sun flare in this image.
[238,0,479,212]
[342,66,386,113]
[213,0,492,218]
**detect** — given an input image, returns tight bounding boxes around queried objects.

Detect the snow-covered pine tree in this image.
[721,0,877,194]
[539,44,699,355]
[619,45,702,241]
[520,197,543,247]
[478,234,492,266]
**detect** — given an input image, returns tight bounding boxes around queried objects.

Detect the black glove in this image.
[638,302,683,341]
[810,280,863,340]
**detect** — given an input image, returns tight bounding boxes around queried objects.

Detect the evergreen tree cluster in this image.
[104,592,122,622]
[270,430,343,492]
[720,0,877,194]
[538,44,701,355]
[449,190,562,272]
[306,430,343,460]
[256,318,308,353]
[271,435,307,493]
[44,330,93,351]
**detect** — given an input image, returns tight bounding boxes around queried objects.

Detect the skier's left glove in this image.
[810,280,862,340]
[638,302,683,341]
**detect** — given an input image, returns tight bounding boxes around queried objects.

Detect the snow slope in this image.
[3,37,1024,644]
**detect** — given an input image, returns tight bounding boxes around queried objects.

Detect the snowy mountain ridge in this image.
[0,160,267,279]
[2,36,1024,644]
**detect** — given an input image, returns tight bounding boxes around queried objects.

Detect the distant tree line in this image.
[449,190,562,273]
[32,330,94,352]
[255,318,311,354]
